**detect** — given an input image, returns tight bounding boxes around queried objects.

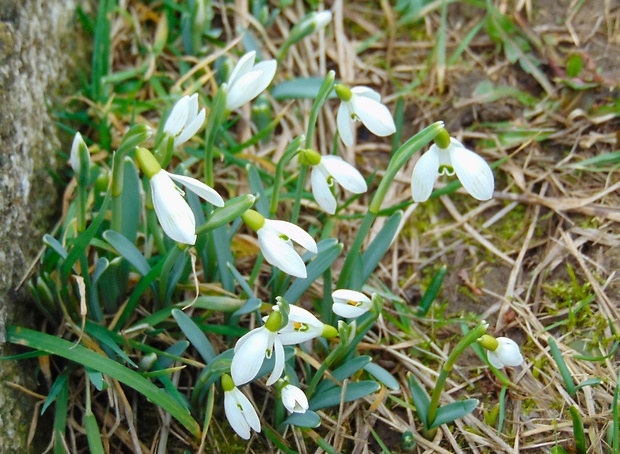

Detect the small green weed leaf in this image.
[85,367,105,391]
[570,406,587,454]
[43,234,68,260]
[417,265,447,317]
[548,336,576,395]
[574,378,602,393]
[42,373,68,415]
[566,54,583,78]
[84,413,105,454]
[430,399,479,429]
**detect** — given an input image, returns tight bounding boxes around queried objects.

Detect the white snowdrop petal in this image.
[410,148,440,203]
[258,228,308,278]
[332,289,370,305]
[265,219,318,254]
[337,102,355,146]
[311,166,337,214]
[332,302,370,318]
[228,51,256,87]
[231,328,269,385]
[167,172,224,207]
[351,95,396,137]
[321,156,367,193]
[224,390,251,439]
[266,336,285,386]
[164,96,189,136]
[449,144,494,201]
[173,108,205,147]
[351,86,382,102]
[236,389,262,433]
[150,172,196,245]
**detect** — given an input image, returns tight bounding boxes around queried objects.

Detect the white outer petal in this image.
[236,388,262,433]
[266,335,285,386]
[264,219,317,254]
[150,171,196,245]
[164,96,189,136]
[70,132,85,172]
[311,165,337,214]
[228,51,256,87]
[174,108,206,147]
[258,228,307,278]
[281,385,309,413]
[494,337,524,367]
[167,172,224,207]
[278,305,324,344]
[224,389,251,439]
[321,156,367,193]
[410,148,440,202]
[351,95,396,137]
[332,302,370,318]
[448,140,494,201]
[351,86,382,102]
[226,60,276,110]
[231,328,268,385]
[337,102,355,146]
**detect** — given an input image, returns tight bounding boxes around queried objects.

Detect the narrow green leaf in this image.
[84,413,105,454]
[172,309,216,364]
[408,374,430,429]
[116,124,152,157]
[309,381,381,411]
[570,405,587,454]
[430,399,479,428]
[53,374,69,454]
[84,322,138,368]
[282,410,321,428]
[43,234,68,260]
[103,230,150,276]
[362,211,402,282]
[197,194,255,235]
[43,373,68,415]
[233,297,263,316]
[364,362,400,390]
[247,164,269,216]
[574,378,602,393]
[85,368,105,391]
[548,337,576,395]
[118,158,141,242]
[272,77,339,100]
[7,326,201,438]
[417,265,447,317]
[316,356,372,394]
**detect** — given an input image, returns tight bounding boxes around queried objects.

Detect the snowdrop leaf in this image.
[430,399,479,429]
[309,381,381,411]
[361,211,402,282]
[282,410,321,428]
[172,309,216,364]
[103,230,150,276]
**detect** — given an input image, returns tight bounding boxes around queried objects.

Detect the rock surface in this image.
[0,0,80,451]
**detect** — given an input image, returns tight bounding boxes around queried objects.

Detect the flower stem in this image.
[290,164,308,224]
[305,71,335,149]
[426,322,488,426]
[336,211,376,289]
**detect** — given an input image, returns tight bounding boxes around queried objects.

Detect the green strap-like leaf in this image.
[430,399,479,429]
[6,326,201,438]
[309,381,381,411]
[172,309,216,364]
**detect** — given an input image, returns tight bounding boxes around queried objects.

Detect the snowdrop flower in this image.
[335,84,396,147]
[163,94,206,147]
[332,289,372,318]
[136,147,224,245]
[226,51,277,111]
[478,335,524,368]
[241,210,317,278]
[411,130,494,203]
[231,311,285,386]
[222,374,261,440]
[277,304,338,345]
[304,149,367,214]
[70,132,90,180]
[281,384,309,414]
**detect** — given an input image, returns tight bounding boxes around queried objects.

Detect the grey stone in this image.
[0,0,83,451]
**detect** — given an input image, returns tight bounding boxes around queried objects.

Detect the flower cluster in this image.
[86,13,515,441]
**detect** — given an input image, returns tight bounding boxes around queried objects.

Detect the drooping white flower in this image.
[486,337,524,369]
[411,138,494,203]
[222,374,261,440]
[277,305,328,345]
[242,210,317,278]
[163,94,206,147]
[226,51,277,111]
[136,147,224,245]
[332,289,372,318]
[281,384,309,414]
[335,85,396,147]
[310,154,367,214]
[311,11,332,30]
[231,311,285,386]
